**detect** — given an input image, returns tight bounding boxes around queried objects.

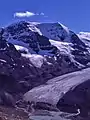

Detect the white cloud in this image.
[14,11,35,17]
[40,12,45,15]
[14,11,46,18]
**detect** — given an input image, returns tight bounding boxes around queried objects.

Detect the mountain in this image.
[0,21,89,91]
[0,21,90,119]
[2,21,90,66]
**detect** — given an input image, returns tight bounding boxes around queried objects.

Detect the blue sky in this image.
[0,0,90,32]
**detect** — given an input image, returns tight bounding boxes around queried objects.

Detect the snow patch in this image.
[0,59,7,63]
[14,45,29,53]
[22,54,46,68]
[78,32,90,48]
[50,39,73,55]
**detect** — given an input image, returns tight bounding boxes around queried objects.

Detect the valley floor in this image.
[0,105,28,120]
[0,105,89,120]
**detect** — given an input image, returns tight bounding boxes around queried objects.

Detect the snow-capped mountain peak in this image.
[4,21,71,42]
[0,21,73,56]
[0,20,90,68]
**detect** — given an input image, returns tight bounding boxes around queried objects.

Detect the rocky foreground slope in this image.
[0,21,90,119]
